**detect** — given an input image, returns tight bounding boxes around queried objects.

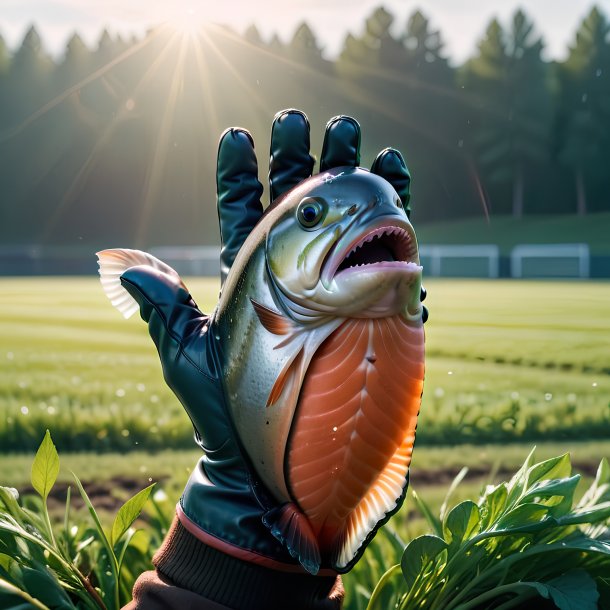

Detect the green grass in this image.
[1,277,608,451]
[417,212,610,255]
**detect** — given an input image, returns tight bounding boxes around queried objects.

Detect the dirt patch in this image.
[18,475,170,513]
[14,460,600,514]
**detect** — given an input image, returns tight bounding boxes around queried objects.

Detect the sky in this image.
[0,0,607,64]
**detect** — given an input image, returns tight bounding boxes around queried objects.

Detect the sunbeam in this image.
[136,33,189,247]
[39,33,182,242]
[0,30,164,144]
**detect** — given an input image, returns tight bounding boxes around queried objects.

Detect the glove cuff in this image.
[154,515,344,610]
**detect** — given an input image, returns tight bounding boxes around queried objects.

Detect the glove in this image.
[98,109,426,608]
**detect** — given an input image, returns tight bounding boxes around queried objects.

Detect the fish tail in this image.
[262,503,321,575]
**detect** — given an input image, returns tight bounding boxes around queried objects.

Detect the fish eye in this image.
[297,198,325,228]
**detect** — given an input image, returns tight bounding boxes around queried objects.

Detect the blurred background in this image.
[0,2,608,602]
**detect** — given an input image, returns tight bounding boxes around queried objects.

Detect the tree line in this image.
[0,6,608,249]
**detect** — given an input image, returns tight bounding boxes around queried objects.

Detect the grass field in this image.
[1,276,608,608]
[1,277,608,452]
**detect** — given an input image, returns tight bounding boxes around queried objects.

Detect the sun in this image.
[165,7,205,37]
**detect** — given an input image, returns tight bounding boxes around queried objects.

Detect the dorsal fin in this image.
[267,348,303,407]
[250,298,294,335]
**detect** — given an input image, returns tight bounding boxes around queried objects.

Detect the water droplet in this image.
[121,429,130,437]
[116,388,126,397]
[592,382,598,388]
[448,371,453,376]
[47,406,56,415]
[544,393,552,401]
[20,406,29,415]
[332,426,338,432]
[148,477,153,482]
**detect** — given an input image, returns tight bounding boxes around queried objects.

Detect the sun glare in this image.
[165,8,204,37]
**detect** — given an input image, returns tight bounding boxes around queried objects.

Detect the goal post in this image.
[510,244,590,279]
[419,245,500,278]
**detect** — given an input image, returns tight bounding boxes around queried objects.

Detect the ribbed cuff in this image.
[153,516,344,610]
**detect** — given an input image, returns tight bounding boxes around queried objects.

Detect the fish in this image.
[99,166,424,574]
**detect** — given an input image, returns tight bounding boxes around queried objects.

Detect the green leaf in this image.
[439,467,469,523]
[22,565,72,609]
[30,431,59,502]
[506,447,537,506]
[521,474,580,510]
[401,535,448,591]
[480,483,508,529]
[410,490,443,538]
[495,503,552,532]
[443,501,480,549]
[545,570,599,610]
[366,564,402,610]
[559,501,610,526]
[525,454,572,489]
[110,483,155,548]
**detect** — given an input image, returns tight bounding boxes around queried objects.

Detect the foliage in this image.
[0,431,167,609]
[344,449,610,610]
[2,436,609,609]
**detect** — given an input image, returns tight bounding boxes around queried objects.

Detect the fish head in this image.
[265,167,422,322]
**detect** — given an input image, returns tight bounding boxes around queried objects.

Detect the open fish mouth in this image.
[322,220,420,284]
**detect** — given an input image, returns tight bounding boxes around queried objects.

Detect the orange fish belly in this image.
[287,315,424,557]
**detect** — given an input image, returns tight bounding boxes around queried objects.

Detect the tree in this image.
[556,6,610,214]
[461,11,551,217]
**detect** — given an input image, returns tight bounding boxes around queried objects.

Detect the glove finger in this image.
[319,115,361,172]
[371,148,412,218]
[217,128,264,285]
[269,109,315,201]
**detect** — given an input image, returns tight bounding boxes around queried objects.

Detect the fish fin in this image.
[250,298,294,335]
[267,348,304,407]
[333,436,414,570]
[263,503,321,575]
[97,249,183,319]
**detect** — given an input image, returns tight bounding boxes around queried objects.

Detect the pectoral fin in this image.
[250,298,294,336]
[262,503,321,575]
[97,249,183,319]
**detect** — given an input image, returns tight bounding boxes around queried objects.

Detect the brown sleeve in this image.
[123,516,344,610]
[123,570,233,610]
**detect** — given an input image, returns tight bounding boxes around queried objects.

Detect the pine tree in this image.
[556,6,610,214]
[461,11,551,217]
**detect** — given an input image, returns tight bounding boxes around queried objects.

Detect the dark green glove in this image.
[98,109,421,577]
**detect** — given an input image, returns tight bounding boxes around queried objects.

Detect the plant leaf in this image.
[401,535,448,591]
[495,503,552,532]
[526,454,572,489]
[480,482,508,529]
[439,467,468,523]
[545,570,599,610]
[443,501,480,549]
[366,564,402,610]
[30,431,59,502]
[110,484,155,548]
[410,490,442,538]
[520,474,580,512]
